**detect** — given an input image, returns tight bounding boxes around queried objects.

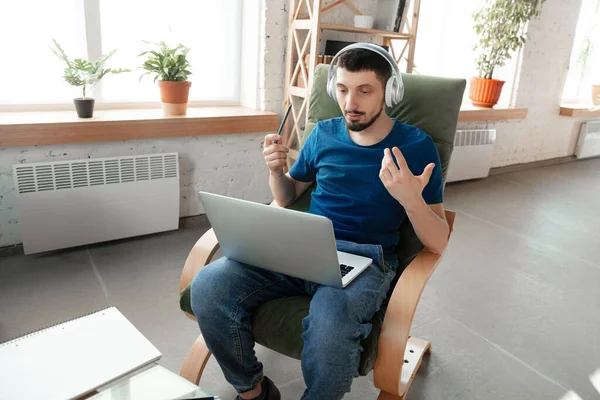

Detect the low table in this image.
[88,363,218,400]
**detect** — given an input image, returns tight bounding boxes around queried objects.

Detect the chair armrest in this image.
[373,210,456,395]
[179,228,220,295]
[373,249,443,394]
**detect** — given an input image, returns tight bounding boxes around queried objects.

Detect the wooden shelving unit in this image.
[320,23,414,40]
[283,0,421,154]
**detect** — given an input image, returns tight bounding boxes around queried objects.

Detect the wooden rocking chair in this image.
[177,64,465,399]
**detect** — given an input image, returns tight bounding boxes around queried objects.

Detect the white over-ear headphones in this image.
[326,42,404,108]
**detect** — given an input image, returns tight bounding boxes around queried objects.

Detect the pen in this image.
[274,103,293,144]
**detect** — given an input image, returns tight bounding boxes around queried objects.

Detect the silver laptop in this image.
[198,191,372,288]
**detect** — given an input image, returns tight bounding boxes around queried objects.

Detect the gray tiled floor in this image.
[2,158,600,399]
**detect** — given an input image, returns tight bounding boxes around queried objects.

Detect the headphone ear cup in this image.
[395,75,404,104]
[386,75,404,107]
[327,69,337,99]
[385,77,396,108]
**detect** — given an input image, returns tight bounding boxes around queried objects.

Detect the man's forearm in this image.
[404,201,449,255]
[269,172,297,207]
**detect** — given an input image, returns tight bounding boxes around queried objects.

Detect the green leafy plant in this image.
[51,39,130,99]
[473,0,547,79]
[138,41,192,83]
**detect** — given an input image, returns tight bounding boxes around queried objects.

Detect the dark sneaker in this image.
[236,376,280,400]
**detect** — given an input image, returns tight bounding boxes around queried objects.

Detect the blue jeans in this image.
[190,239,398,400]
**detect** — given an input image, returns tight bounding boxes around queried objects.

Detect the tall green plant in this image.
[138,41,192,82]
[473,0,546,79]
[51,39,130,99]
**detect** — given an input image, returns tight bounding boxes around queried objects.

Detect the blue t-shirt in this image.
[289,117,443,255]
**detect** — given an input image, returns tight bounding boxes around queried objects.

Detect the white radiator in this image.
[446,129,496,183]
[575,120,600,159]
[12,153,180,255]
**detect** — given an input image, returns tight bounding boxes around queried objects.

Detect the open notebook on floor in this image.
[0,307,161,400]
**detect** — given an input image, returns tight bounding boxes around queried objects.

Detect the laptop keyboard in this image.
[340,264,355,277]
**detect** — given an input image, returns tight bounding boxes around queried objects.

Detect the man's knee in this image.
[190,258,233,321]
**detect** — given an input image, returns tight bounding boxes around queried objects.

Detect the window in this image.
[410,0,521,105]
[0,0,242,107]
[562,0,600,103]
[0,1,85,105]
[99,0,241,103]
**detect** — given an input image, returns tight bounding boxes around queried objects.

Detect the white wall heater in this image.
[575,120,600,159]
[446,129,496,183]
[12,153,180,255]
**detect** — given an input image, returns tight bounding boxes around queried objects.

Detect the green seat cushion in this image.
[180,283,193,315]
[250,296,309,360]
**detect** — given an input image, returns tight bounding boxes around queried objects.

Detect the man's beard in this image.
[344,106,384,132]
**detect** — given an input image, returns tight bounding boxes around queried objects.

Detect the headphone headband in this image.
[328,43,401,80]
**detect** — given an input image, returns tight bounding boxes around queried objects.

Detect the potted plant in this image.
[139,41,192,116]
[470,0,546,107]
[51,39,130,118]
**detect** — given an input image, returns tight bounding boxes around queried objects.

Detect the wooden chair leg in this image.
[180,334,212,385]
[378,390,406,400]
[401,336,431,390]
[375,336,432,399]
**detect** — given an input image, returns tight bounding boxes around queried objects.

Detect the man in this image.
[191,44,449,400]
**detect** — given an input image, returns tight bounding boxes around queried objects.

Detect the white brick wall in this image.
[0,0,589,247]
[260,0,288,114]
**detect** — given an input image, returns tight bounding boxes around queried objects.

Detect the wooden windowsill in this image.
[458,104,528,122]
[0,103,529,148]
[0,106,279,148]
[559,104,600,118]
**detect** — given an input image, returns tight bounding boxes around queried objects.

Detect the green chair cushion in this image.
[250,296,309,360]
[181,63,465,376]
[180,284,193,315]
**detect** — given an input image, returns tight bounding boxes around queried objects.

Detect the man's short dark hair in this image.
[336,47,392,89]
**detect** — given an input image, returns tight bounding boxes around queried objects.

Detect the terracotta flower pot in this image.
[158,80,192,116]
[592,84,600,105]
[469,77,505,108]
